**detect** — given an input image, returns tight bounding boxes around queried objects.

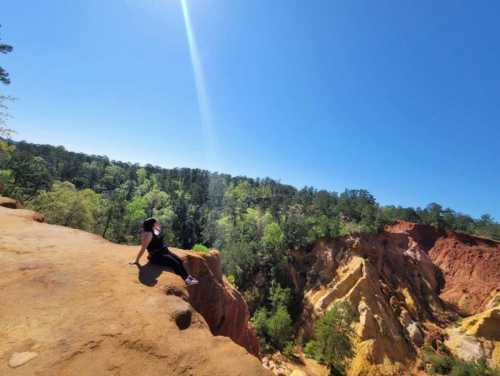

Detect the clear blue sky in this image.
[2,0,499,219]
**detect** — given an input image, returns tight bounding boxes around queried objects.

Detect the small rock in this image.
[9,352,38,368]
[32,212,45,223]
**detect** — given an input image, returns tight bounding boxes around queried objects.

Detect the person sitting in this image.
[131,217,199,286]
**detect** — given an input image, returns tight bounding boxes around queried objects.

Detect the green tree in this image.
[269,281,292,312]
[123,195,147,242]
[101,184,130,241]
[143,187,170,217]
[0,25,13,85]
[102,164,127,191]
[251,307,269,338]
[250,281,294,351]
[0,126,15,194]
[422,203,445,229]
[266,305,293,349]
[29,181,102,231]
[223,181,254,222]
[306,301,356,375]
[6,152,51,201]
[282,205,311,249]
[262,221,284,251]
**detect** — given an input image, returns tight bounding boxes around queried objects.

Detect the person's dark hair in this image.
[142,217,157,232]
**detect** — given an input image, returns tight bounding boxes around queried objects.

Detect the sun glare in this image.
[180,0,217,169]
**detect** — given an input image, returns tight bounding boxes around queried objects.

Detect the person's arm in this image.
[130,232,152,265]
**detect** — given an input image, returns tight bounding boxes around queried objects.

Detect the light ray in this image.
[180,0,217,169]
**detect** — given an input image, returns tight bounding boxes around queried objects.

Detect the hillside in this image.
[0,204,270,376]
[287,220,500,375]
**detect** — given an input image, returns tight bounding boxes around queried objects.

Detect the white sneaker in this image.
[185,276,199,286]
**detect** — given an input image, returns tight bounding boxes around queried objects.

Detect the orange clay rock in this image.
[290,221,500,375]
[0,206,268,376]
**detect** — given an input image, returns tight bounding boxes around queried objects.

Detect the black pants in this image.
[150,250,189,280]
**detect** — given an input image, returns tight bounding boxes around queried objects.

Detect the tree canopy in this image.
[0,25,13,85]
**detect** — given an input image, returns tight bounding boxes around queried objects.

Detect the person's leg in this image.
[166,251,193,276]
[169,252,187,269]
[161,253,189,280]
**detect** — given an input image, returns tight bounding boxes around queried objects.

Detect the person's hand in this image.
[129,261,140,266]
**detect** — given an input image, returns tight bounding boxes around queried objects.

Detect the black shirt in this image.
[146,231,167,254]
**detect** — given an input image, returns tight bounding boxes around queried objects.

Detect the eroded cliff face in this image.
[0,204,267,376]
[445,294,500,369]
[289,221,500,375]
[182,250,260,356]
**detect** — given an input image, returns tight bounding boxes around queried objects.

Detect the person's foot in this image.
[185,275,199,286]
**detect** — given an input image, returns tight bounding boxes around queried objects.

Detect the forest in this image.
[1,134,500,355]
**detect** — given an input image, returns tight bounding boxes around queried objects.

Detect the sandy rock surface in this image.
[0,206,269,376]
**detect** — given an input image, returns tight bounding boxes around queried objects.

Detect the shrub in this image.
[226,274,236,286]
[250,283,294,352]
[304,341,320,360]
[428,353,454,375]
[283,341,296,359]
[304,301,356,375]
[251,307,269,339]
[424,349,499,376]
[29,181,102,232]
[269,280,292,312]
[192,243,209,253]
[266,305,293,349]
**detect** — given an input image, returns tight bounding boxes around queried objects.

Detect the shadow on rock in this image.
[137,262,173,286]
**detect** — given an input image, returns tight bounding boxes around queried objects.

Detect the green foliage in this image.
[304,301,356,375]
[282,341,296,358]
[250,282,294,351]
[282,206,312,249]
[29,181,103,232]
[192,243,209,253]
[251,307,269,341]
[243,285,264,313]
[226,274,236,286]
[0,127,15,155]
[0,25,13,85]
[3,152,51,201]
[427,353,454,375]
[221,239,260,288]
[304,341,319,359]
[125,196,147,226]
[262,221,284,251]
[4,139,499,247]
[0,168,13,194]
[424,348,499,376]
[0,126,15,194]
[269,280,292,312]
[266,305,293,349]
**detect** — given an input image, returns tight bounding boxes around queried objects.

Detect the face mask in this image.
[153,228,160,236]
